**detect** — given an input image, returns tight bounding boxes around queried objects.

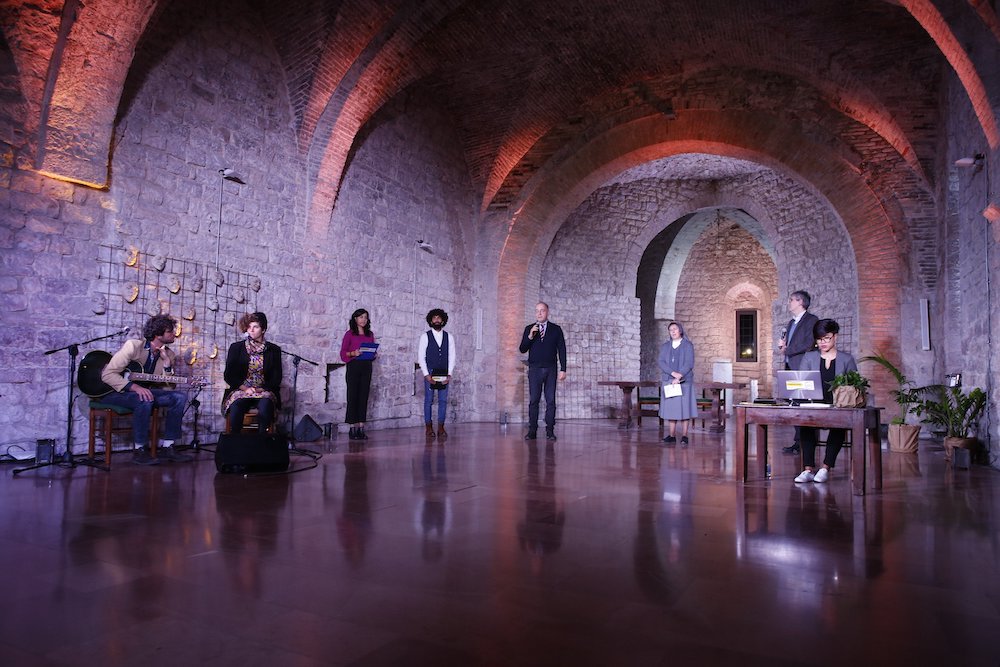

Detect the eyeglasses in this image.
[817,334,835,343]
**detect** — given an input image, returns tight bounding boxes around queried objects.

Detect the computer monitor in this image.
[774,370,825,401]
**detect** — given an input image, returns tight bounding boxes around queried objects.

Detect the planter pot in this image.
[833,386,867,408]
[943,436,976,467]
[888,423,920,453]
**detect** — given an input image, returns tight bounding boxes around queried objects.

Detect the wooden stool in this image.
[88,401,159,467]
[224,408,276,434]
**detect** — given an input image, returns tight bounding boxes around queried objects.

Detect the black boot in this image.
[349,427,358,440]
[357,427,369,440]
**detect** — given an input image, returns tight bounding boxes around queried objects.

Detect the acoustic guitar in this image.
[77,350,206,398]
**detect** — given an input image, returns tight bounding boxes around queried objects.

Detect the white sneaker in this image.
[813,468,829,483]
[794,469,815,483]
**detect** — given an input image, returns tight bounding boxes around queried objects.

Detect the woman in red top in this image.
[340,309,376,440]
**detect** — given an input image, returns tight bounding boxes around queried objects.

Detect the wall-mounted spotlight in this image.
[216,166,246,270]
[954,153,985,171]
[416,239,434,253]
[219,167,246,184]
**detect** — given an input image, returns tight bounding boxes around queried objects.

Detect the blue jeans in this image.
[227,397,276,434]
[99,388,186,446]
[424,378,449,424]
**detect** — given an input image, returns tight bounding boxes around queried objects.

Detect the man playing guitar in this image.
[100,314,192,465]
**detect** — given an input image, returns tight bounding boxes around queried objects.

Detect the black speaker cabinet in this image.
[215,432,290,474]
[293,414,323,442]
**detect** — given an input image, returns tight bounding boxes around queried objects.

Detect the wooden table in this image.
[735,404,883,496]
[598,381,660,429]
[699,381,748,432]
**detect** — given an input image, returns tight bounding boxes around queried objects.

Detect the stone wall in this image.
[941,67,998,466]
[0,4,480,452]
[537,165,858,420]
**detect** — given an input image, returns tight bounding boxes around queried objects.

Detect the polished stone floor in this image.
[2,420,998,666]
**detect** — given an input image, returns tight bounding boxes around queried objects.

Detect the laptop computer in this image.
[774,370,825,402]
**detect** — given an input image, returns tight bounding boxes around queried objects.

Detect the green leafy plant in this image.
[914,385,987,438]
[829,370,870,391]
[860,352,921,425]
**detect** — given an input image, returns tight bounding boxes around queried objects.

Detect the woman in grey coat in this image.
[794,318,858,484]
[658,321,696,445]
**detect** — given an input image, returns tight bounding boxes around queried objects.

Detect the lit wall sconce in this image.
[983,202,1000,223]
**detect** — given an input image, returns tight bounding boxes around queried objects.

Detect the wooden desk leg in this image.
[755,424,768,480]
[620,386,635,429]
[868,412,883,490]
[735,407,746,482]
[709,389,725,432]
[852,415,866,496]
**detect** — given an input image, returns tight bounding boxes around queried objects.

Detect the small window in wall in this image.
[736,310,757,362]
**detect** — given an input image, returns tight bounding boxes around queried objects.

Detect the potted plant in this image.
[829,370,870,408]
[860,352,922,452]
[914,385,988,464]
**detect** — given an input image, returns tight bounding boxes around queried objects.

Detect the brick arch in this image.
[899,0,1000,149]
[726,281,766,302]
[496,111,901,412]
[33,0,158,187]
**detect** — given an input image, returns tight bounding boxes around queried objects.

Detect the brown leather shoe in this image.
[425,423,435,438]
[437,424,447,438]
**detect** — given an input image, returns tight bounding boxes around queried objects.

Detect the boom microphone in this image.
[119,326,130,336]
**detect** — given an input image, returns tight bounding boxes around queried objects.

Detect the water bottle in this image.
[765,461,772,479]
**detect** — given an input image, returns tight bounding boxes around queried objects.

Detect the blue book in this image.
[357,343,379,360]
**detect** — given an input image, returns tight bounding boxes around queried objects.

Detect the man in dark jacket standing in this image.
[519,302,567,441]
[778,290,818,453]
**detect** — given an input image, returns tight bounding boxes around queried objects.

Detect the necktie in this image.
[540,324,546,340]
[145,349,159,374]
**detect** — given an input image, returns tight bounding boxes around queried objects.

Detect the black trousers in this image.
[345,359,373,424]
[527,365,558,432]
[228,397,276,434]
[801,427,846,468]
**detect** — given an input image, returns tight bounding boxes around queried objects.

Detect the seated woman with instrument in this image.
[223,312,282,434]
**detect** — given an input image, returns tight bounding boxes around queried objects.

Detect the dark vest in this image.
[425,330,449,374]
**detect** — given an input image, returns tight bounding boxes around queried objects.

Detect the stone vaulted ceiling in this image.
[2,0,998,263]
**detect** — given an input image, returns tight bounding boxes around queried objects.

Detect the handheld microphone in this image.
[119,326,130,336]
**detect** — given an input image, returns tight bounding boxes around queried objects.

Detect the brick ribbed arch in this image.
[900,0,1000,149]
[34,0,158,187]
[496,111,904,412]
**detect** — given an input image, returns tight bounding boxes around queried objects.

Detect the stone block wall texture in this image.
[941,68,997,465]
[0,3,479,451]
[536,162,857,419]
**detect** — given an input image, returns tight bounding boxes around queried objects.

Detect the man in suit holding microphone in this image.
[519,302,567,441]
[778,290,818,454]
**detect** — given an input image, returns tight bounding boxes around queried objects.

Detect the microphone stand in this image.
[15,329,126,475]
[279,348,319,450]
[182,385,203,452]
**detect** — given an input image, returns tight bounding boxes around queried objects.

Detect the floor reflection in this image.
[337,450,371,567]
[518,442,565,573]
[3,422,999,664]
[214,474,289,597]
